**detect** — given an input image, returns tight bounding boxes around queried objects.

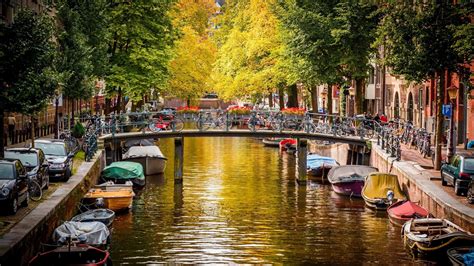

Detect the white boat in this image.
[123,146,167,175]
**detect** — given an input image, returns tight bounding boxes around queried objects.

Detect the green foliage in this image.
[72,122,85,138]
[0,10,58,114]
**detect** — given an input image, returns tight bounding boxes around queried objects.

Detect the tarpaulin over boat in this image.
[123,146,167,159]
[307,154,339,169]
[363,172,406,200]
[101,161,145,181]
[328,165,378,184]
[388,201,429,218]
[53,221,110,245]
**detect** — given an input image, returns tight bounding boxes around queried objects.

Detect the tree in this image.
[376,1,473,170]
[0,10,59,155]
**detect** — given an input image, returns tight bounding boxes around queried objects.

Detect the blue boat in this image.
[307,154,339,177]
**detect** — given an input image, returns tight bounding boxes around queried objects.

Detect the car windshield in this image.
[463,158,474,171]
[4,151,38,167]
[35,143,67,156]
[0,164,14,180]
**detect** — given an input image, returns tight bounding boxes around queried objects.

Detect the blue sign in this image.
[442,104,452,117]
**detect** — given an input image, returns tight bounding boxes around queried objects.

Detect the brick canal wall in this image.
[0,151,104,266]
[309,142,370,166]
[370,142,474,232]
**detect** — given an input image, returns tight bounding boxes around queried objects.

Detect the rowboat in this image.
[447,247,474,266]
[83,182,135,212]
[327,165,378,197]
[402,218,474,258]
[262,138,284,147]
[53,221,110,250]
[100,161,145,187]
[123,146,167,175]
[71,209,115,227]
[361,172,406,210]
[29,244,111,266]
[387,200,429,226]
[307,154,339,177]
[279,138,296,152]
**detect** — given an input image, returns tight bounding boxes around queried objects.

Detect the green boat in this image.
[101,161,145,187]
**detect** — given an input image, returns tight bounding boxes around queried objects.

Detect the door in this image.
[15,161,28,202]
[407,92,414,122]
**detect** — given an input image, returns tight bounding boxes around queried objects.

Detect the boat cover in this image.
[71,209,115,223]
[123,146,167,160]
[53,221,110,245]
[463,249,474,266]
[307,154,339,169]
[388,201,429,218]
[327,165,378,183]
[124,139,155,148]
[363,172,406,200]
[101,161,145,181]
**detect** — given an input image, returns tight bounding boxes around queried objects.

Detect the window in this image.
[0,164,14,180]
[463,158,474,171]
[452,156,460,168]
[15,161,26,176]
[35,143,67,156]
[4,151,38,167]
[425,87,429,106]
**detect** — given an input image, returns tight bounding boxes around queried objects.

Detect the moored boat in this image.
[262,138,284,147]
[447,247,474,266]
[83,182,135,212]
[100,161,145,187]
[123,146,167,175]
[402,218,474,258]
[53,221,110,250]
[29,244,111,266]
[279,138,296,152]
[71,209,115,227]
[361,172,406,210]
[307,154,339,177]
[387,200,429,227]
[327,165,378,197]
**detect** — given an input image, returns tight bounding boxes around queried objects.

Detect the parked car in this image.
[0,159,29,214]
[440,154,474,196]
[4,148,49,189]
[34,139,74,181]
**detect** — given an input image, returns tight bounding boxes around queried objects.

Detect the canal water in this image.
[109,137,422,264]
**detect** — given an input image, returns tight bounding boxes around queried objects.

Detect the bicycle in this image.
[297,112,317,133]
[196,111,227,131]
[28,176,42,201]
[59,130,80,154]
[149,112,184,132]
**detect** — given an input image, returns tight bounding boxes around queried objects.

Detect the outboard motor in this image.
[95,197,105,208]
[387,190,394,204]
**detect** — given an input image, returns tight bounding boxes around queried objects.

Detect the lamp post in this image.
[348,87,356,116]
[320,89,328,114]
[95,80,103,115]
[54,84,62,139]
[447,85,458,162]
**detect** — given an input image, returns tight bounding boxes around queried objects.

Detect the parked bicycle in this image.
[59,130,79,154]
[149,112,184,132]
[28,176,42,201]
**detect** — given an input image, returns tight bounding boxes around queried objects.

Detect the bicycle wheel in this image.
[215,117,226,130]
[283,119,299,131]
[29,180,42,201]
[172,118,184,132]
[248,119,257,132]
[148,120,162,132]
[196,119,211,131]
[269,120,282,131]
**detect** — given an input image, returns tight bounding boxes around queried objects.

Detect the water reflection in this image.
[110,137,423,264]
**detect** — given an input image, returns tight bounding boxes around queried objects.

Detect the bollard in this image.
[174,137,184,184]
[295,138,308,185]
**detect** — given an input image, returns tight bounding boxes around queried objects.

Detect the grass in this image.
[73,150,85,175]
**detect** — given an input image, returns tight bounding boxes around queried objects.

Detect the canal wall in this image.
[369,142,474,232]
[309,142,370,166]
[0,151,104,266]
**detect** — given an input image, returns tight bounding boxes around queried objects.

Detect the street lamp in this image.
[54,83,63,139]
[348,87,356,116]
[95,80,104,115]
[320,89,328,114]
[447,85,458,161]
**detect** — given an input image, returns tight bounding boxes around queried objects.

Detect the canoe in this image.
[71,209,115,227]
[279,139,296,152]
[101,161,145,187]
[361,172,406,210]
[447,247,474,266]
[402,218,474,258]
[327,165,378,197]
[52,221,110,250]
[29,244,111,266]
[262,138,284,147]
[307,154,339,177]
[123,146,167,175]
[83,183,135,212]
[387,200,429,227]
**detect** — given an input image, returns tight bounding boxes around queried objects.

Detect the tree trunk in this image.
[0,108,4,158]
[30,115,36,148]
[268,92,273,108]
[434,71,445,170]
[187,98,191,107]
[71,99,75,127]
[327,84,333,115]
[105,98,111,116]
[116,87,122,114]
[278,86,285,110]
[310,86,318,113]
[354,78,364,115]
[287,84,298,108]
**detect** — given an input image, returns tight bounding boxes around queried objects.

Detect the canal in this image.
[109,137,417,264]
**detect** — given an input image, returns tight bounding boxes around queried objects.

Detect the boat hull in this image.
[308,166,333,178]
[262,138,281,147]
[29,245,111,266]
[331,180,364,197]
[124,156,166,176]
[84,189,134,212]
[403,233,474,258]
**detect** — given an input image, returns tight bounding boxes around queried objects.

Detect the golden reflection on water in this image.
[110,137,421,265]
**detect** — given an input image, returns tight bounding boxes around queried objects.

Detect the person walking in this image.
[7,113,16,144]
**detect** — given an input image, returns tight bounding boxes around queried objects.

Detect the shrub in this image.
[72,122,85,138]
